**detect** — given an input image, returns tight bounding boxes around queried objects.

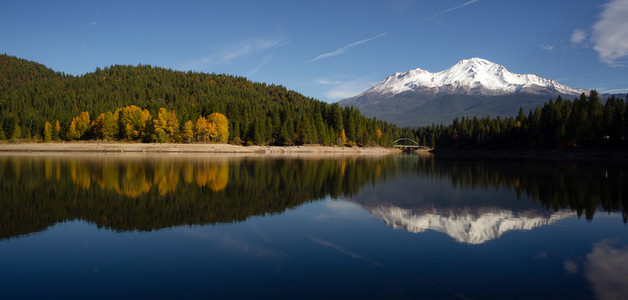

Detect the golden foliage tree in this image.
[153,108,179,143]
[93,111,119,140]
[116,105,151,141]
[54,120,61,140]
[195,116,210,142]
[207,112,229,143]
[67,121,78,140]
[182,120,194,143]
[68,111,91,140]
[43,121,53,142]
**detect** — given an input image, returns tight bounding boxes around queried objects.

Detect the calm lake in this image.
[1,153,627,299]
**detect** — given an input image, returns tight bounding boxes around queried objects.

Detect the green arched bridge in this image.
[393,138,425,150]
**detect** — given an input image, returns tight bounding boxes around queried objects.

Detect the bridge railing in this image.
[393,138,424,149]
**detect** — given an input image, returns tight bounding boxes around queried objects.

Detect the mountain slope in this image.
[340,58,589,127]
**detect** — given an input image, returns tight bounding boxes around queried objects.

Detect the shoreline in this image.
[0,142,401,155]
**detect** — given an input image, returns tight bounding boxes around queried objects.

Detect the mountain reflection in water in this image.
[1,154,626,242]
[368,205,574,244]
[346,156,628,244]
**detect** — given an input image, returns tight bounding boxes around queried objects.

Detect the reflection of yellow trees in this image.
[183,163,194,184]
[117,163,152,198]
[44,158,53,180]
[195,161,229,192]
[69,161,91,189]
[96,161,120,191]
[44,158,63,181]
[67,159,230,196]
[154,161,180,196]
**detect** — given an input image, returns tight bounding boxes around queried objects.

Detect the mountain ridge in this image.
[339,58,590,127]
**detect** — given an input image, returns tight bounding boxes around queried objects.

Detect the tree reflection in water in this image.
[1,154,626,240]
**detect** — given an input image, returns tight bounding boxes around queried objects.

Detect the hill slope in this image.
[0,54,401,145]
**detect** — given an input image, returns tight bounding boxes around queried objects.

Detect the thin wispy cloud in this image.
[315,78,342,85]
[90,21,96,26]
[308,33,387,63]
[182,38,287,70]
[539,44,554,52]
[426,0,479,20]
[599,88,628,94]
[592,0,628,66]
[247,55,273,76]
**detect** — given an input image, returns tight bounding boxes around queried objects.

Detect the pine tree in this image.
[330,104,343,135]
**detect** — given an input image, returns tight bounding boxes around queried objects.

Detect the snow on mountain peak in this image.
[369,58,587,96]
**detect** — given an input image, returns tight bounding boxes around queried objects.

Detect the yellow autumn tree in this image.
[195,116,211,142]
[182,120,195,143]
[77,112,91,138]
[54,120,61,140]
[116,105,151,141]
[67,121,78,140]
[153,108,180,143]
[68,111,91,140]
[93,111,119,140]
[43,121,53,142]
[207,112,229,143]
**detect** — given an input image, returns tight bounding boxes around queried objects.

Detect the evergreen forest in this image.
[412,91,628,150]
[0,54,400,146]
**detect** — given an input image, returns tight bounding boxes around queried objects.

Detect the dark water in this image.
[1,153,627,299]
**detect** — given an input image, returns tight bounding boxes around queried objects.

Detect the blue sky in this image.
[2,0,627,102]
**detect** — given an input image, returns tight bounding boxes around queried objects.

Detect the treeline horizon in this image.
[412,90,628,149]
[0,54,400,146]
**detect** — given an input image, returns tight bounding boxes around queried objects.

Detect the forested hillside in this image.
[0,54,401,145]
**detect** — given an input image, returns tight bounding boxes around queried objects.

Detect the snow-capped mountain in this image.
[339,58,589,127]
[367,57,587,97]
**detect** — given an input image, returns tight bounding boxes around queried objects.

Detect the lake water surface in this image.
[1,153,627,299]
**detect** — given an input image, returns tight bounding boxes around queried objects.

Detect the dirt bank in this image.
[0,142,400,155]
